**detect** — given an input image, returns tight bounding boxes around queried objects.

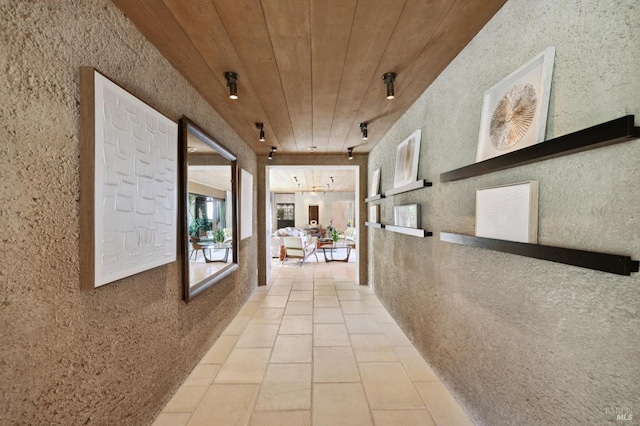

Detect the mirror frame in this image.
[179,116,238,303]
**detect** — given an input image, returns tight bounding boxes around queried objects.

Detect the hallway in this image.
[153,261,472,426]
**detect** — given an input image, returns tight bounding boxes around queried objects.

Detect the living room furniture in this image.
[283,236,318,266]
[318,241,355,263]
[271,227,308,257]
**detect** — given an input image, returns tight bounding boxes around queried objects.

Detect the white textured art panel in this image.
[476,181,538,243]
[94,72,177,287]
[240,169,253,240]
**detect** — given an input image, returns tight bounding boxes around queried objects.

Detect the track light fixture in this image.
[224,72,239,99]
[330,176,334,183]
[347,147,354,160]
[359,122,368,140]
[268,146,277,160]
[256,123,265,141]
[382,72,397,99]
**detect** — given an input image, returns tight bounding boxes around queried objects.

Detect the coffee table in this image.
[319,242,354,263]
[201,243,232,263]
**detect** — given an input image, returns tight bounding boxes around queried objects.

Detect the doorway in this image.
[308,205,319,224]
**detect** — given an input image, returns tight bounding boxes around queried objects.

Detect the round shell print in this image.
[489,83,537,150]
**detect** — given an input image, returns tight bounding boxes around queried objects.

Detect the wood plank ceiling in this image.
[112,0,506,156]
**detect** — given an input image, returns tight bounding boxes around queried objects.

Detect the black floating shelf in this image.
[386,225,432,238]
[440,115,639,182]
[365,194,385,203]
[440,232,639,276]
[385,179,433,196]
[365,222,385,229]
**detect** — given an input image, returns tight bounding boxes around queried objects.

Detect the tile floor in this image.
[153,259,473,426]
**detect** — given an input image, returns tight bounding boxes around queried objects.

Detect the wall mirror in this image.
[179,117,238,302]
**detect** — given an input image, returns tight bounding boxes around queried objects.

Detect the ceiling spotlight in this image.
[294,176,298,182]
[187,146,197,153]
[382,72,397,100]
[256,123,265,141]
[268,146,277,160]
[224,72,239,99]
[359,122,368,140]
[308,146,317,152]
[347,147,353,160]
[330,176,334,183]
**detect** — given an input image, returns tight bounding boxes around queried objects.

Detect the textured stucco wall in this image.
[0,1,257,424]
[368,0,639,425]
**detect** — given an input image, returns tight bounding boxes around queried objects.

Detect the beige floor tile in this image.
[250,411,311,426]
[314,286,337,295]
[255,363,312,411]
[201,335,238,364]
[153,412,191,426]
[414,381,473,426]
[285,300,313,315]
[215,348,271,383]
[344,314,382,334]
[394,346,439,382]
[237,301,262,317]
[184,364,221,387]
[187,384,259,426]
[163,384,208,413]
[251,308,284,324]
[267,286,291,296]
[271,335,312,363]
[351,334,397,362]
[248,290,267,302]
[222,315,252,336]
[340,300,373,314]
[313,347,360,383]
[370,307,395,323]
[314,295,340,307]
[236,324,279,348]
[379,322,412,346]
[337,290,362,300]
[292,281,314,291]
[313,307,344,324]
[371,409,436,426]
[271,278,294,286]
[313,323,351,347]
[362,295,383,307]
[359,362,424,409]
[312,383,373,426]
[279,315,313,334]
[334,281,358,290]
[260,295,289,308]
[289,290,314,301]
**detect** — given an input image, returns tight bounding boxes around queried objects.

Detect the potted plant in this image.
[213,228,226,244]
[329,228,340,243]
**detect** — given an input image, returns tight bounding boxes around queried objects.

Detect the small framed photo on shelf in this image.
[393,204,421,228]
[369,168,381,197]
[476,47,555,162]
[369,205,379,223]
[476,181,539,243]
[393,130,421,188]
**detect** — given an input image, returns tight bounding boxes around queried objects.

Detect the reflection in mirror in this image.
[179,117,238,302]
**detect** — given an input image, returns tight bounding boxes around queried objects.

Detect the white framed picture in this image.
[476,47,555,162]
[368,205,379,223]
[369,168,381,197]
[476,181,539,243]
[393,204,421,229]
[240,168,253,240]
[393,129,421,188]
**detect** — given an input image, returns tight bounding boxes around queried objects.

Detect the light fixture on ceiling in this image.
[256,123,265,141]
[359,122,368,140]
[348,147,353,160]
[308,146,317,152]
[268,146,277,160]
[382,72,397,99]
[224,72,239,99]
[294,176,298,182]
[330,176,334,183]
[187,146,197,153]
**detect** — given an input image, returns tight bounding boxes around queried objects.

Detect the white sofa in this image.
[270,227,307,257]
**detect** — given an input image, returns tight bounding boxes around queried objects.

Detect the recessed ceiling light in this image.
[308,146,317,152]
[187,146,197,153]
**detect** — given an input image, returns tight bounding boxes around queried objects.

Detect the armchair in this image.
[283,236,318,266]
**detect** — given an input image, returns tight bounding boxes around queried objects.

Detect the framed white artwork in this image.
[476,47,555,162]
[368,205,379,223]
[369,168,381,197]
[476,181,539,243]
[393,204,421,229]
[80,67,178,289]
[393,129,421,188]
[240,168,253,240]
